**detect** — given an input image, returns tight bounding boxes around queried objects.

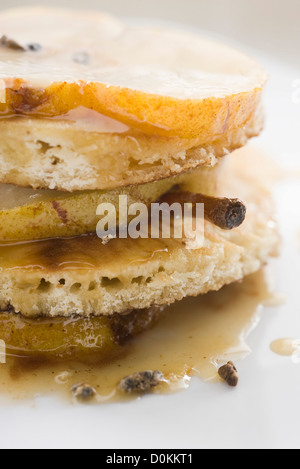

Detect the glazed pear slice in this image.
[0,8,266,139]
[0,307,162,361]
[0,165,220,242]
[0,179,174,242]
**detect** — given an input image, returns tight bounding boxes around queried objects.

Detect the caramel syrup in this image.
[270,339,300,362]
[0,235,173,272]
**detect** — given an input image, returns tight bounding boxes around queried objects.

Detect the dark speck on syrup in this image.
[27,43,42,52]
[73,51,90,65]
[0,36,42,52]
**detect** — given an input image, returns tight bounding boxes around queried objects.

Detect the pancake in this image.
[0,111,262,191]
[0,7,266,190]
[0,148,279,318]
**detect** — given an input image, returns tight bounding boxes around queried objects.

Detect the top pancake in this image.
[0,7,267,140]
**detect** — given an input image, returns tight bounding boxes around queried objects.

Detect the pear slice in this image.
[0,165,220,242]
[0,178,173,242]
[0,8,266,140]
[0,306,162,360]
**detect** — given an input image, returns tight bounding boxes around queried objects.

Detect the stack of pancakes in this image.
[0,8,278,360]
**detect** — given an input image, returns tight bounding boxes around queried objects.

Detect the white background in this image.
[0,0,300,450]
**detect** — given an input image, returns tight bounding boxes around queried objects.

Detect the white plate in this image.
[0,18,300,450]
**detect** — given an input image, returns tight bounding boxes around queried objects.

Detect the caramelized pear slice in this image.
[0,165,221,241]
[0,8,266,140]
[0,307,163,361]
[0,179,173,241]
